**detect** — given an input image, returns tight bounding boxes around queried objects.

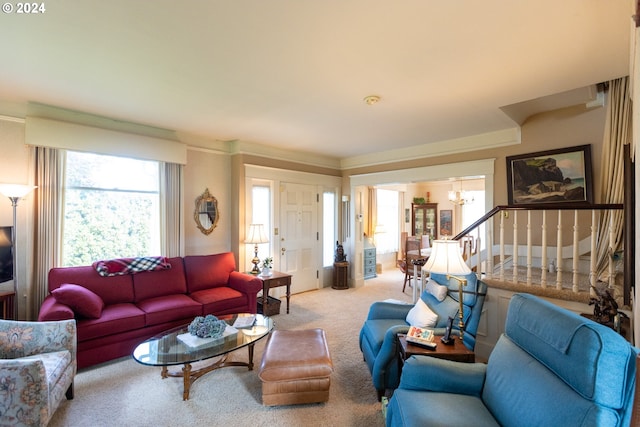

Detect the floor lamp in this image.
[423,239,471,341]
[0,184,36,320]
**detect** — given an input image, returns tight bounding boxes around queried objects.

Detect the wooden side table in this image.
[0,290,15,320]
[256,271,292,314]
[332,261,348,289]
[398,334,474,374]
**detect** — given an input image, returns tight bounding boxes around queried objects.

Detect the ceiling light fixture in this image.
[448,181,474,205]
[363,95,381,105]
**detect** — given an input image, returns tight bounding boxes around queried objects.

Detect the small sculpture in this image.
[589,284,618,324]
[589,284,628,334]
[334,241,347,262]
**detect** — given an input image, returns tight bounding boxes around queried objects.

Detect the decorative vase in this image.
[261,267,272,277]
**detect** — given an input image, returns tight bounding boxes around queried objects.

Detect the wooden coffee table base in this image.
[161,342,256,400]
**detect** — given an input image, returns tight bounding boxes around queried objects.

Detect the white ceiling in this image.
[0,1,633,161]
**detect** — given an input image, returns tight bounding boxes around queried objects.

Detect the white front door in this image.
[279,182,318,293]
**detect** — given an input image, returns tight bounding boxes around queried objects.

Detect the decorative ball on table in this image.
[188,314,227,338]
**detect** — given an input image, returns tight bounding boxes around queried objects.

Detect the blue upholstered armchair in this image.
[386,293,639,427]
[0,319,77,426]
[359,272,487,400]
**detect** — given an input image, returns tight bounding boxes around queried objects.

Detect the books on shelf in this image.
[406,326,434,346]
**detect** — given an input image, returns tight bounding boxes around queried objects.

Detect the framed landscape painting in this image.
[440,210,452,236]
[506,144,593,206]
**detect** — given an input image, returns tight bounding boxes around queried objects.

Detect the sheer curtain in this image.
[29,146,64,319]
[160,162,184,257]
[594,77,631,284]
[29,152,184,319]
[366,187,377,239]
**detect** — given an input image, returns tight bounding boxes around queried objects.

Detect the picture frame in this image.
[506,144,593,206]
[440,209,452,236]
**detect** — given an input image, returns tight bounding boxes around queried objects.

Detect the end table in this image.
[256,271,292,314]
[397,333,474,375]
[332,261,348,289]
[0,290,15,320]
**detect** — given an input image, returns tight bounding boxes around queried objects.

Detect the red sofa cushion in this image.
[38,296,75,321]
[136,294,202,326]
[190,287,246,313]
[133,257,187,302]
[184,253,236,293]
[76,303,146,342]
[48,265,135,305]
[52,283,105,318]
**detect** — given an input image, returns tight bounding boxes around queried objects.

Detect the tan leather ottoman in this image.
[258,328,333,406]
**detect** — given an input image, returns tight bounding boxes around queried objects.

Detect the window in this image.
[323,191,336,266]
[250,185,271,261]
[62,151,160,266]
[375,189,399,254]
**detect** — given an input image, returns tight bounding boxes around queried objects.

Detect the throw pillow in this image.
[405,298,438,328]
[425,278,448,302]
[38,302,75,321]
[52,283,105,319]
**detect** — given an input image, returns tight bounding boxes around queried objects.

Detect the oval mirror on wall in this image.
[194,188,219,235]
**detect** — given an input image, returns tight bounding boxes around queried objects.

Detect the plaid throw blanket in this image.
[93,256,171,277]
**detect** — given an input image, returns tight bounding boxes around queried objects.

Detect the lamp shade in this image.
[424,239,471,275]
[0,184,36,199]
[245,224,269,244]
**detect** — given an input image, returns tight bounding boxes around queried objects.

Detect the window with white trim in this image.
[375,188,400,254]
[62,151,160,266]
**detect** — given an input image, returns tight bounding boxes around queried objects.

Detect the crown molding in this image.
[228,139,342,169]
[339,127,520,170]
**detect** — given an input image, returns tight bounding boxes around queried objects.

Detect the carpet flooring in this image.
[49,270,413,427]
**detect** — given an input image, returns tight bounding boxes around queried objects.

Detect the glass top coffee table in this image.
[132,313,273,400]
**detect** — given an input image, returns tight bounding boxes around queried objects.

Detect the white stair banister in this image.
[541,210,548,288]
[572,210,579,292]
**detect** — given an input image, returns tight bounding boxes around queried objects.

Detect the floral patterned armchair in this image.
[0,319,76,426]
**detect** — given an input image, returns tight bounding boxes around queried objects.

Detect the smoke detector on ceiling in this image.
[363,95,381,105]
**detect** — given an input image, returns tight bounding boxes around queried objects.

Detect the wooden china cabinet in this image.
[411,203,438,238]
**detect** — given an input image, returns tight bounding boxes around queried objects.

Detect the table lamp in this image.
[423,239,471,341]
[245,224,269,274]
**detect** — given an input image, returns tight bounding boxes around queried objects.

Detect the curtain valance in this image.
[25,116,187,164]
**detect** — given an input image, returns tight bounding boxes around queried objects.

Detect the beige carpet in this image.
[49,270,413,427]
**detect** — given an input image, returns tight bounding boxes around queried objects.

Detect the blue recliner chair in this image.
[359,272,487,400]
[386,293,639,427]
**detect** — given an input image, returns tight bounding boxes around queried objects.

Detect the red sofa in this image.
[38,252,262,369]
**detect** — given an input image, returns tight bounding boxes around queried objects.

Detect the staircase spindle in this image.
[512,210,518,283]
[556,210,563,290]
[526,210,532,286]
[499,211,505,282]
[486,216,494,279]
[608,213,615,289]
[541,210,548,288]
[589,210,597,291]
[572,210,579,292]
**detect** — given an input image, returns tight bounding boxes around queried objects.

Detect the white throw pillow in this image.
[426,279,448,302]
[405,298,438,328]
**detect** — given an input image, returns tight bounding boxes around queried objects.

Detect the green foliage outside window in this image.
[62,151,160,267]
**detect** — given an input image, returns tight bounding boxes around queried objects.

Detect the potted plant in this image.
[261,257,273,276]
